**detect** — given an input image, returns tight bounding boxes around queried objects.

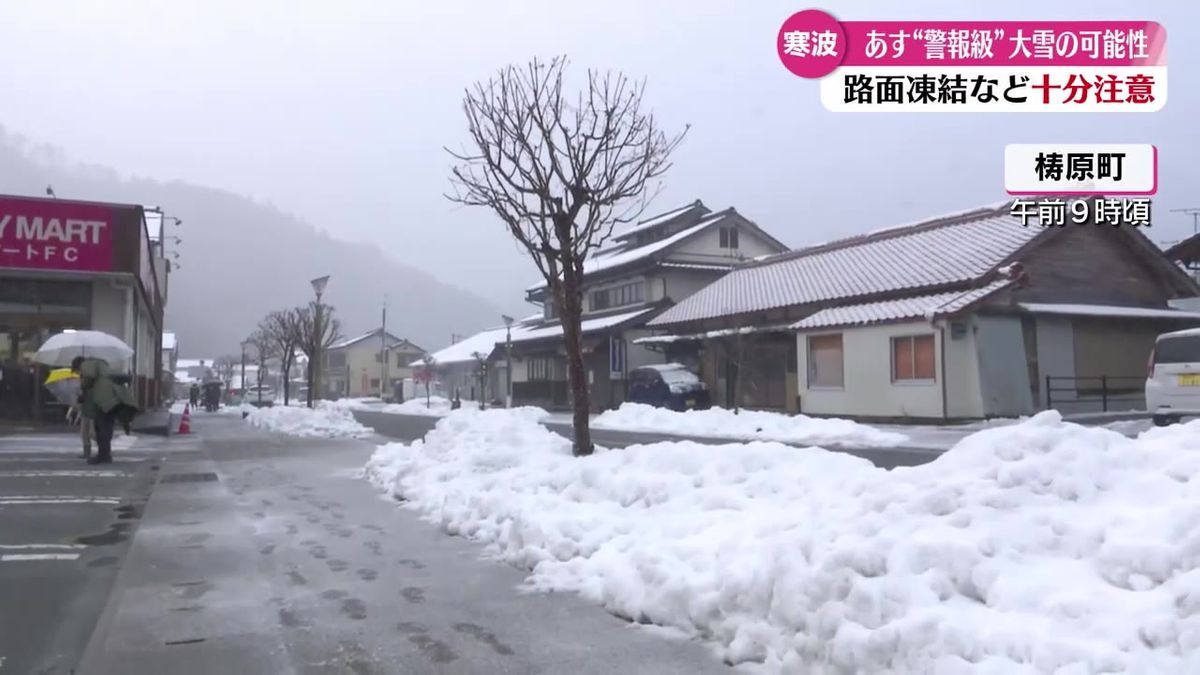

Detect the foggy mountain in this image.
[0,128,506,357]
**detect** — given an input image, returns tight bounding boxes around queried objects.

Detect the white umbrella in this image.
[35,330,134,367]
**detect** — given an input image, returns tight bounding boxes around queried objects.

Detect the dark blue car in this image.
[627,364,710,412]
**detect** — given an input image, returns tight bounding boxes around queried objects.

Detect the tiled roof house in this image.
[644,200,1200,420]
[422,200,791,410]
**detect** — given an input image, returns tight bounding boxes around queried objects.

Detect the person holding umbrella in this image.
[71,356,138,464]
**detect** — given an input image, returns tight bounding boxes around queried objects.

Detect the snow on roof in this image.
[612,200,708,241]
[510,307,658,345]
[526,210,733,293]
[176,358,214,369]
[1019,303,1200,321]
[330,328,404,350]
[793,281,1013,330]
[651,202,1038,327]
[162,332,177,350]
[417,314,543,367]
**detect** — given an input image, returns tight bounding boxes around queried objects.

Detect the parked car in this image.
[1145,327,1200,426]
[627,363,710,412]
[241,385,275,407]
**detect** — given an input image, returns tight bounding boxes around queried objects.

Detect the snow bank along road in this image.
[350,408,944,470]
[366,408,1200,673]
[0,432,159,675]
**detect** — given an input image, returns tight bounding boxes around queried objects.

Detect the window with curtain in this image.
[892,334,936,381]
[806,334,844,388]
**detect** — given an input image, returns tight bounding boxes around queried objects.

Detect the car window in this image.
[657,367,699,387]
[1155,335,1200,364]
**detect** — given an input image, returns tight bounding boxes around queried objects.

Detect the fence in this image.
[1045,375,1145,413]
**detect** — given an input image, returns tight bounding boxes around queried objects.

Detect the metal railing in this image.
[1045,375,1145,412]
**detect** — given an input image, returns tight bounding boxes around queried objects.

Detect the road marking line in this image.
[0,553,81,561]
[0,497,121,505]
[0,470,124,477]
[0,544,85,550]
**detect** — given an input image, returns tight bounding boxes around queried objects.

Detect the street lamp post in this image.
[502,314,514,409]
[240,339,250,404]
[310,275,330,408]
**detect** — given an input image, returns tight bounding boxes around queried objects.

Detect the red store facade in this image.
[0,194,167,424]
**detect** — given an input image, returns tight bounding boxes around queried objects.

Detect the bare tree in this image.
[446,56,687,456]
[470,351,489,411]
[415,354,436,408]
[245,328,278,404]
[294,302,342,407]
[213,355,238,389]
[260,308,303,405]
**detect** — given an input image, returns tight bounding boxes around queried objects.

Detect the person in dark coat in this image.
[189,383,200,407]
[72,356,139,464]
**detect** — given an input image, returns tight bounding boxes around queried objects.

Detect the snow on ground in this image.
[365,408,1200,673]
[381,396,463,417]
[593,403,909,447]
[246,402,373,439]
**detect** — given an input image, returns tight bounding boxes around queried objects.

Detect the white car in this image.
[1145,327,1200,426]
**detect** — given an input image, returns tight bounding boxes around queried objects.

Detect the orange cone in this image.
[178,404,192,435]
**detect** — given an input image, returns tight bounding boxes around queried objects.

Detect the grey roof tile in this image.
[650,204,1039,327]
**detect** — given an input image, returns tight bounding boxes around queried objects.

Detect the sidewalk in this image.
[77,448,293,674]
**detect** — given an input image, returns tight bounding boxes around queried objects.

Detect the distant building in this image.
[323,328,425,398]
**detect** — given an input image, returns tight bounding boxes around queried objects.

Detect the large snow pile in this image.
[365,409,1200,673]
[246,403,373,439]
[593,402,909,448]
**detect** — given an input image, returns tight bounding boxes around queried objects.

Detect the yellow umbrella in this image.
[44,368,82,405]
[45,368,78,385]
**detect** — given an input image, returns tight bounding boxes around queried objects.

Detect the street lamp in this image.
[310,275,330,408]
[240,339,251,403]
[502,314,514,409]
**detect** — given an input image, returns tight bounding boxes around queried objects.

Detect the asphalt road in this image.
[79,414,729,674]
[0,432,157,675]
[352,409,943,469]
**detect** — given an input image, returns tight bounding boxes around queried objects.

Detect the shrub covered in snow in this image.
[365,409,1200,673]
[246,403,373,439]
[593,402,909,448]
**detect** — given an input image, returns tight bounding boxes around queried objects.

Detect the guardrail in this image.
[1045,375,1144,413]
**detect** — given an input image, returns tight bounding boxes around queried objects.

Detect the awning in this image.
[633,323,794,345]
[509,307,657,346]
[1019,303,1200,320]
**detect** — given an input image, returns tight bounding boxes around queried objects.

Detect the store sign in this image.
[0,197,114,272]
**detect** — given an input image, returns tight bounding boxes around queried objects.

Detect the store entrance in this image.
[0,278,92,425]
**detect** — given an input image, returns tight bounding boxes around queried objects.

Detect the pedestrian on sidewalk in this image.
[72,356,139,465]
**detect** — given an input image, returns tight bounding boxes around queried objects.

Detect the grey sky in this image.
[0,0,1194,314]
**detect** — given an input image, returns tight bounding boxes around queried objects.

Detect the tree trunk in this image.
[282,357,292,406]
[305,359,314,408]
[559,267,593,456]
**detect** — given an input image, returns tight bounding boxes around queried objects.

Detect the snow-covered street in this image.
[365,407,1200,673]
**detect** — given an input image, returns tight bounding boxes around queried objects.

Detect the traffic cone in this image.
[178,404,192,435]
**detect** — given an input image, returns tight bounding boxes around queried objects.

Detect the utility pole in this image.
[380,296,388,400]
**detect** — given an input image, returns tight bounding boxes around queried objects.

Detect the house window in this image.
[719,226,739,249]
[528,357,552,381]
[892,335,936,382]
[369,378,380,389]
[374,353,382,363]
[591,282,644,311]
[327,352,346,368]
[807,334,844,388]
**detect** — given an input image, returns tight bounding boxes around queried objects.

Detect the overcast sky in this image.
[0,0,1194,311]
